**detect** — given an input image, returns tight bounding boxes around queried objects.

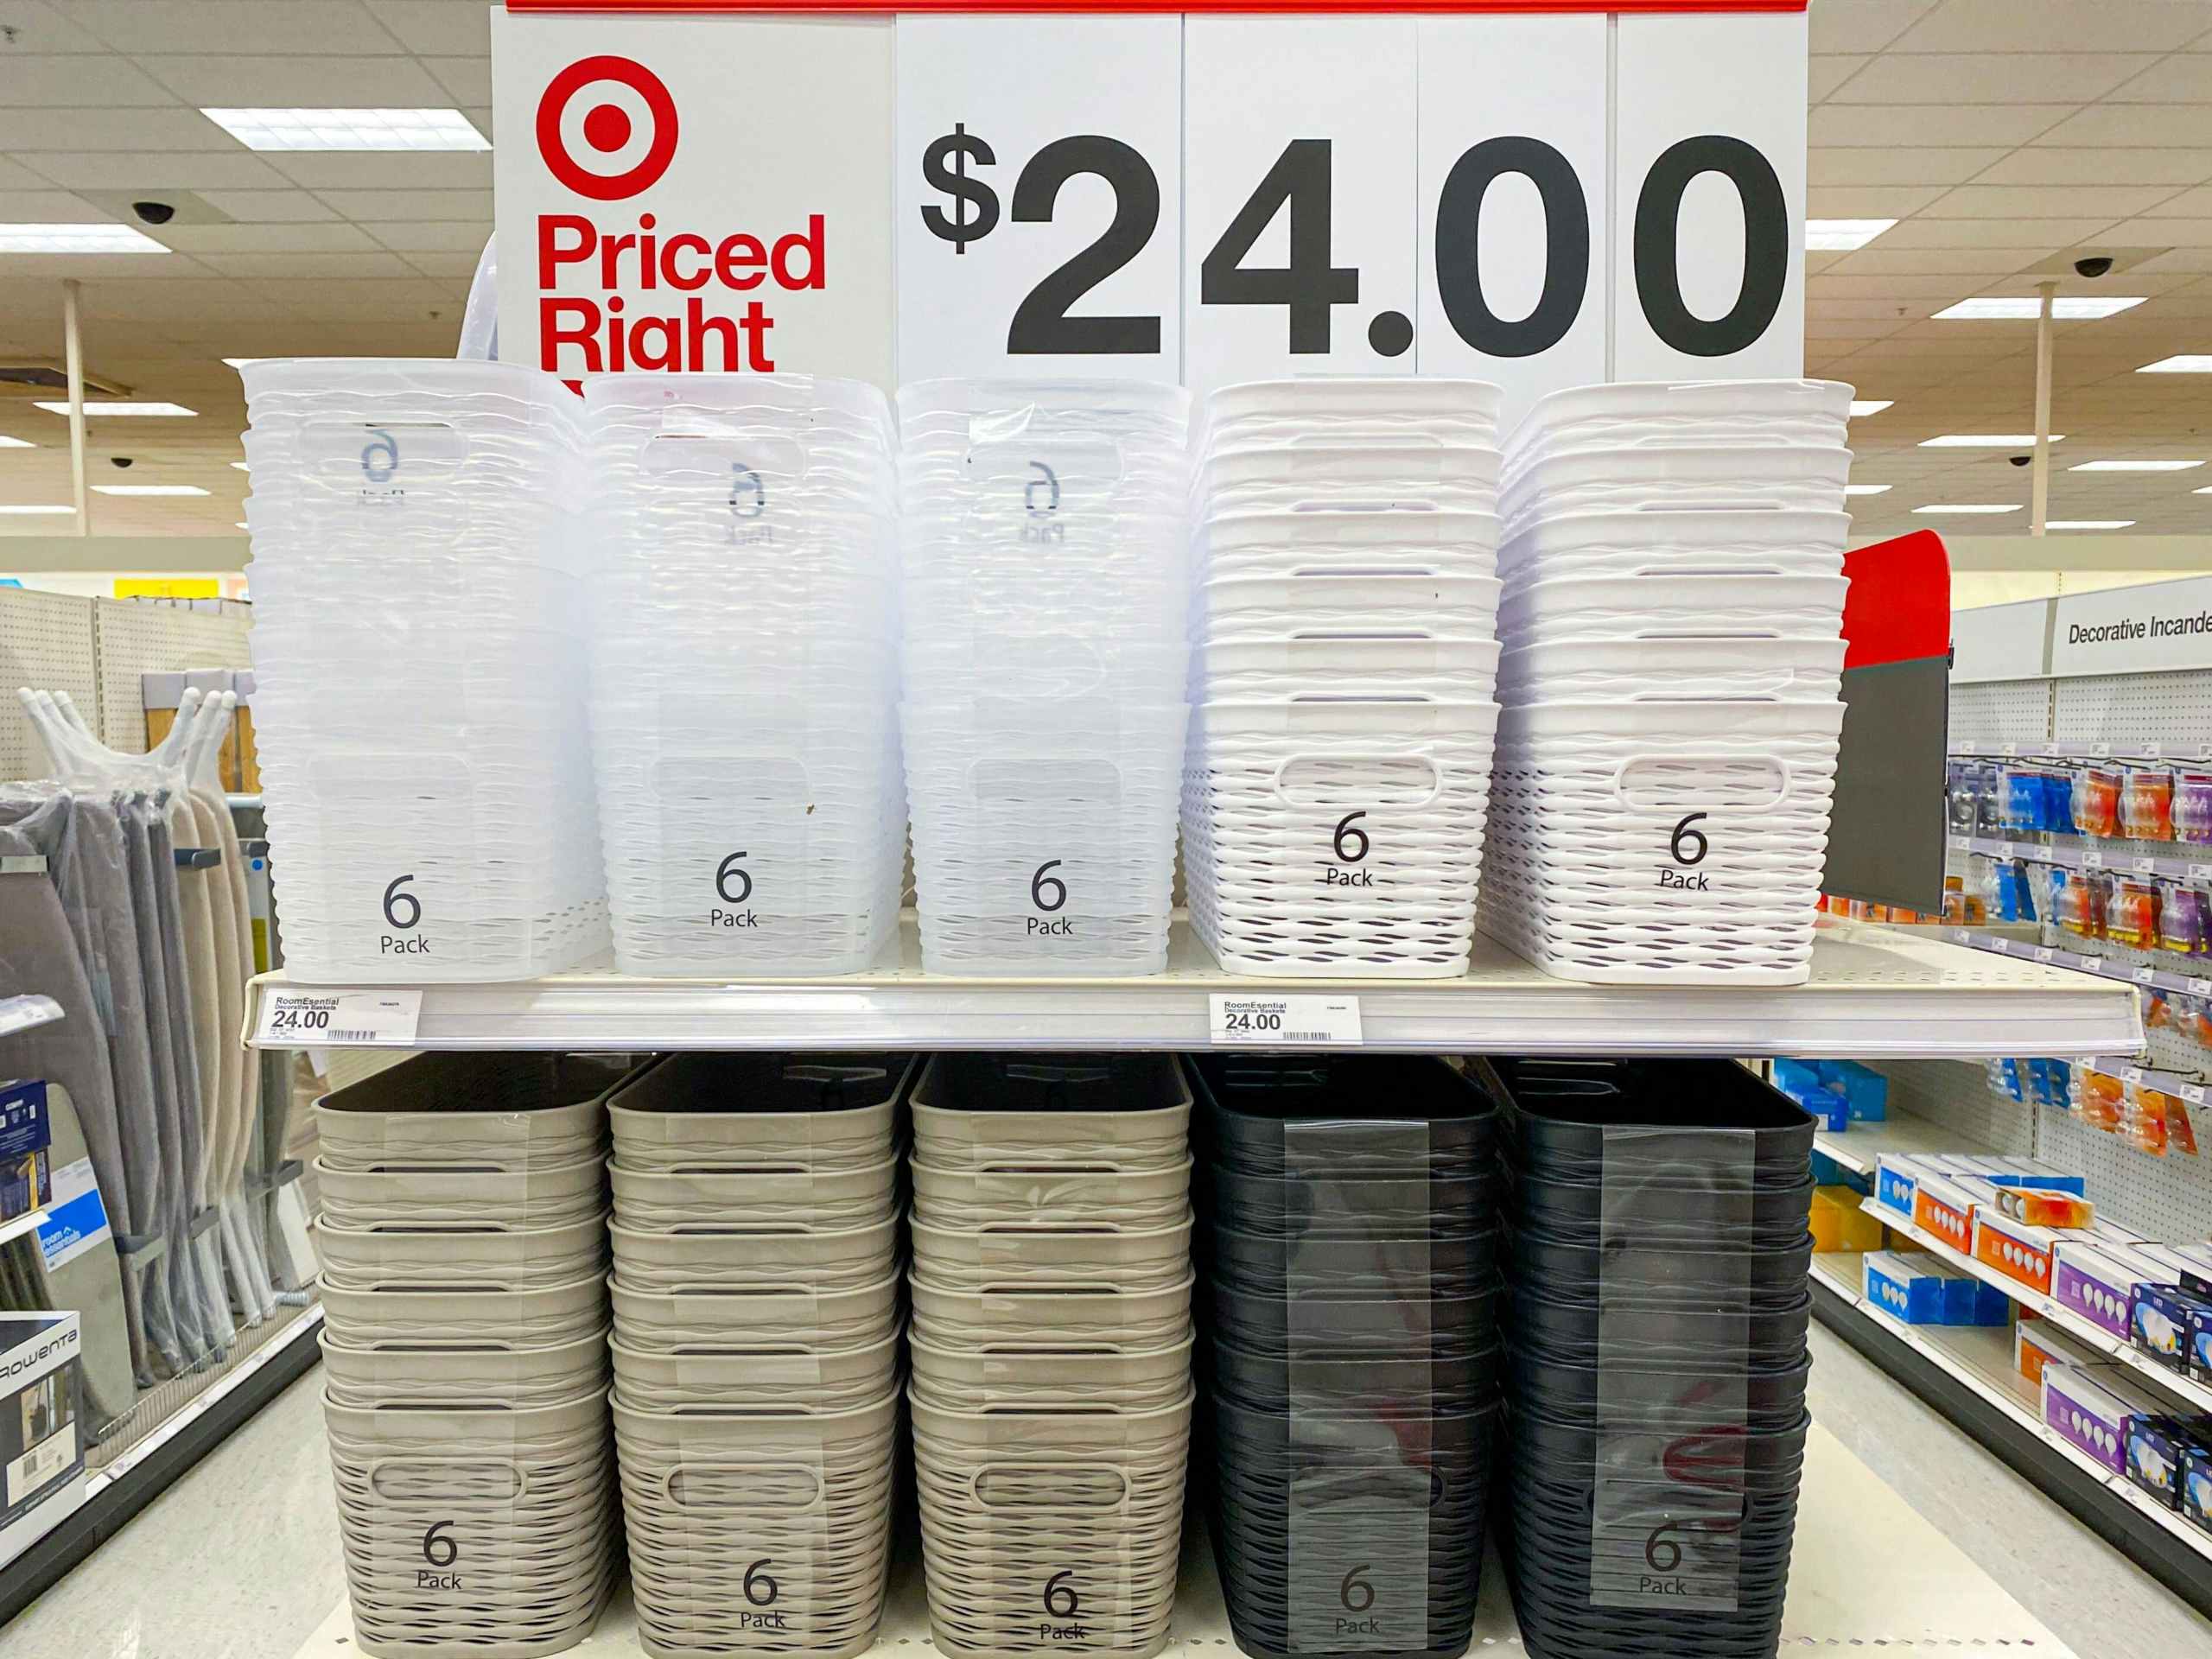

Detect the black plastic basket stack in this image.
[1483,1058,1816,1659]
[1194,1055,1503,1659]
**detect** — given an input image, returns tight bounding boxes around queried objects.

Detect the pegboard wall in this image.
[2050,669,2212,756]
[1947,679,2055,751]
[1881,1060,2039,1159]
[0,588,251,777]
[0,588,98,781]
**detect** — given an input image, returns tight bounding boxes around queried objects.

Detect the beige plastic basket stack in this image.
[607,1053,915,1659]
[908,1054,1196,1659]
[312,1053,623,1659]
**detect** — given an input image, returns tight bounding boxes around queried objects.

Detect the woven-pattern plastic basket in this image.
[314,1052,624,1172]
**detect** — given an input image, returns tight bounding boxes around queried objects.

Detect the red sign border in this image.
[506,2,1804,13]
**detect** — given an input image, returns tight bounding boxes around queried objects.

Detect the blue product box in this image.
[1830,1061,1887,1122]
[2133,1283,2212,1374]
[1969,1279,2013,1327]
[2126,1415,2210,1511]
[1874,1157,1933,1216]
[1866,1252,1948,1324]
[0,1082,52,1226]
[1773,1058,1830,1098]
[2186,1448,2212,1535]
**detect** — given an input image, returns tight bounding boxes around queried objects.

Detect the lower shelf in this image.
[292,1418,2067,1657]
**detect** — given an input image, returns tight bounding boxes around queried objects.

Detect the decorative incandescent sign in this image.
[493,1,1805,422]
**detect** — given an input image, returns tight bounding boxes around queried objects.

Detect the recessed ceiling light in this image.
[2046,520,2136,530]
[1920,434,2063,448]
[201,107,488,152]
[1844,484,1893,495]
[0,436,33,449]
[1849,400,1894,417]
[0,505,74,515]
[2069,459,2203,472]
[91,484,209,497]
[1933,296,2145,320]
[1914,504,2022,515]
[1806,219,1896,251]
[0,223,168,254]
[2140,355,2212,373]
[32,401,195,417]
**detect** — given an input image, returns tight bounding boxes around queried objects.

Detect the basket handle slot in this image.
[1271,754,1445,813]
[1611,756,1792,815]
[664,1461,824,1512]
[367,1458,526,1502]
[968,1463,1130,1510]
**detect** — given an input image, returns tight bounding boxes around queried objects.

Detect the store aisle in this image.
[7,1368,343,1659]
[7,1326,2209,1659]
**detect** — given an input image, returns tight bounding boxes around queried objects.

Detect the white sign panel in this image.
[1415,13,1608,429]
[1611,9,1807,382]
[1182,16,1420,396]
[895,15,1181,385]
[492,9,896,386]
[1951,597,2052,684]
[2050,576,2212,678]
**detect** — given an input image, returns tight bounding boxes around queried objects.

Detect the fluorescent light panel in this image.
[1933,296,2145,320]
[91,484,209,497]
[2046,520,2136,530]
[2069,459,2203,472]
[230,461,250,471]
[0,436,33,449]
[0,505,73,515]
[1806,219,1895,251]
[1921,434,2062,448]
[0,222,168,254]
[33,401,194,417]
[1844,484,1893,495]
[1915,504,2021,515]
[201,107,488,152]
[1849,400,1893,416]
[2140,355,2212,373]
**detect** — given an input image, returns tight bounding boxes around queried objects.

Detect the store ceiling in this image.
[0,0,2210,542]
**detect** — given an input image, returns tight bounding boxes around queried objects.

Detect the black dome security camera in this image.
[110,455,133,468]
[2075,255,2114,280]
[130,200,175,226]
[2010,454,2032,467]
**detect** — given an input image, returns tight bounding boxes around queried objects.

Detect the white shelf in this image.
[1947,922,2212,1016]
[1814,1114,1993,1177]
[245,916,2143,1057]
[1861,1193,2212,1416]
[0,1208,47,1249]
[1814,1252,2212,1563]
[292,1417,2072,1657]
[0,995,64,1039]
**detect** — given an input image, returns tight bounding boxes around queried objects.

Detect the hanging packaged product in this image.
[2124,766,2177,842]
[2159,884,2212,956]
[2109,877,2162,950]
[2073,766,2124,840]
[2174,772,2212,845]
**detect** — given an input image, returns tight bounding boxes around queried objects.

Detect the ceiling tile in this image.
[0,54,175,105]
[1827,248,2050,275]
[194,188,340,223]
[0,157,54,191]
[2034,103,2212,146]
[1807,147,2009,186]
[2137,184,2212,218]
[424,56,491,105]
[1807,0,1942,55]
[72,276,269,320]
[263,150,491,190]
[243,275,457,321]
[0,188,105,219]
[1825,54,2158,105]
[2134,246,2212,273]
[1971,147,2212,186]
[1872,217,2129,249]
[0,3,116,52]
[1809,104,2077,147]
[1809,273,1993,301]
[2107,53,2212,103]
[1922,183,2183,218]
[0,108,235,152]
[23,152,291,191]
[198,250,421,278]
[398,249,484,278]
[1809,55,1868,102]
[1807,185,1948,218]
[1891,0,2212,54]
[70,1,403,54]
[1810,299,1932,321]
[315,188,490,221]
[2101,217,2212,246]
[158,221,380,254]
[365,220,491,253]
[364,0,492,56]
[143,54,449,105]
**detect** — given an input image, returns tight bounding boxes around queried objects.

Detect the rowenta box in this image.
[2043,1363,2139,1477]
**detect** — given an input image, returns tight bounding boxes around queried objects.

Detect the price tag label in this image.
[2080,848,2105,868]
[2135,856,2158,874]
[895,15,1182,383]
[2184,1084,2207,1107]
[2092,742,2112,759]
[2188,977,2211,995]
[1209,994,1363,1047]
[2033,947,2056,964]
[257,989,422,1047]
[2134,965,2158,985]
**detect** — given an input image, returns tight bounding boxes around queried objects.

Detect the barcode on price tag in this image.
[1209,994,1363,1047]
[256,989,422,1047]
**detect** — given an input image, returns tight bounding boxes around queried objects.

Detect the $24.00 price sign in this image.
[895,9,1805,420]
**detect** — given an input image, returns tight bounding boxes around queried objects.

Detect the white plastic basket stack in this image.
[1184,380,1504,976]
[898,381,1192,976]
[238,359,608,982]
[606,1053,913,1659]
[583,375,905,977]
[906,1054,1194,1659]
[1484,379,1856,985]
[310,1052,620,1659]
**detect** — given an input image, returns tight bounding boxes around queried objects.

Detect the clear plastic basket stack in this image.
[583,375,906,976]
[897,381,1192,976]
[605,1053,912,1659]
[1183,380,1504,976]
[1484,380,1855,985]
[1192,1055,1504,1659]
[239,359,607,982]
[309,1053,620,1659]
[906,1055,1196,1659]
[1484,1057,1817,1659]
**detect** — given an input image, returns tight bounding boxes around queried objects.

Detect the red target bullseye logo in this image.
[537,54,677,201]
